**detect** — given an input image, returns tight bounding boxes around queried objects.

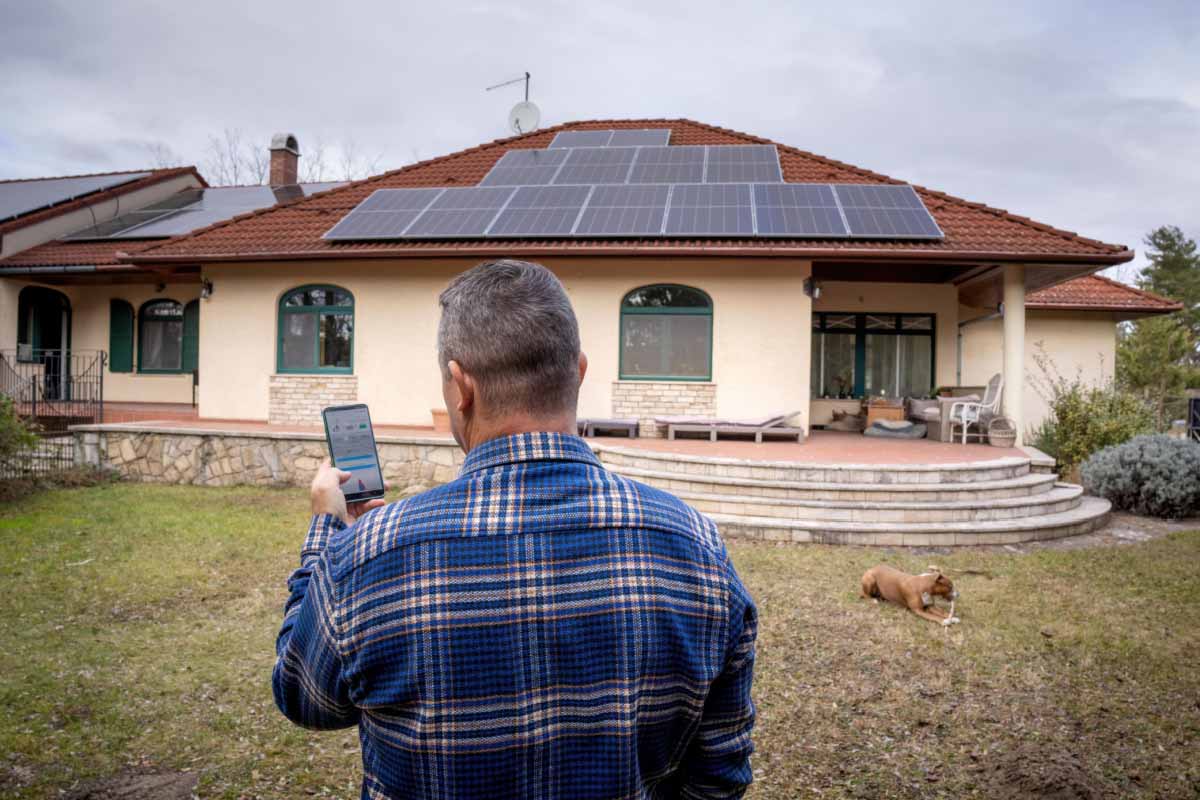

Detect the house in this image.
[0,119,1181,443]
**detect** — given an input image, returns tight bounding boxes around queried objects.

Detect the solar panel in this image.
[752,184,848,238]
[705,146,783,183]
[0,172,151,222]
[405,186,515,238]
[832,184,943,239]
[323,188,444,239]
[607,129,671,147]
[548,130,613,148]
[479,148,570,186]
[552,147,637,185]
[487,185,592,237]
[627,146,705,184]
[664,183,754,236]
[574,184,670,236]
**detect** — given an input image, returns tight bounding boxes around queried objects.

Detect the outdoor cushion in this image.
[655,414,787,427]
[864,420,928,439]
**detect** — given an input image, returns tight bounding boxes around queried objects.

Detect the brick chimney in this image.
[269,133,300,186]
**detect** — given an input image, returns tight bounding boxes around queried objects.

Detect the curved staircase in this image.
[593,445,1110,546]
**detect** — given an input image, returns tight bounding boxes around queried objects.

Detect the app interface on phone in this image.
[326,407,383,495]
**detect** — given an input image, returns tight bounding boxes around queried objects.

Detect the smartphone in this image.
[321,403,386,502]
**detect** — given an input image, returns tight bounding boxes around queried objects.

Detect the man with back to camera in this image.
[272,259,757,799]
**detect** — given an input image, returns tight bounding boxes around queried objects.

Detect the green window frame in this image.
[276,285,354,375]
[109,299,135,373]
[619,284,713,381]
[811,312,936,398]
[137,299,187,374]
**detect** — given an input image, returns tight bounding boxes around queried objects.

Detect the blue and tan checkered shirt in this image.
[273,432,756,799]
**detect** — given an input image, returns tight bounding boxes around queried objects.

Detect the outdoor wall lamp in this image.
[201,279,214,299]
[804,277,821,299]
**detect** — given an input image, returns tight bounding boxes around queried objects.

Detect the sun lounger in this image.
[657,412,805,443]
[580,418,639,438]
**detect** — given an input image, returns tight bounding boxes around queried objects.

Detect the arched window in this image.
[17,286,71,362]
[277,285,354,374]
[138,299,185,373]
[619,285,712,381]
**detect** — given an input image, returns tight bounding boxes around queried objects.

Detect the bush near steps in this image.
[1081,434,1200,519]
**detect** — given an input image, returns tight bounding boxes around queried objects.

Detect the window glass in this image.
[864,333,899,397]
[623,285,710,309]
[621,314,710,378]
[898,335,933,397]
[825,314,855,330]
[811,332,856,397]
[279,286,354,372]
[865,314,897,330]
[139,301,184,371]
[902,315,933,331]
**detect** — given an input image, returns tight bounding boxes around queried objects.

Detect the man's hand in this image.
[311,459,388,524]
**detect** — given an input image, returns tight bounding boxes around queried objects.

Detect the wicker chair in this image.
[950,374,1003,444]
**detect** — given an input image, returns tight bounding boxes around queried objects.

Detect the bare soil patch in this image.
[62,771,197,800]
[980,744,1110,799]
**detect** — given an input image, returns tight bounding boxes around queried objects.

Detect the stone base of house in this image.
[268,374,358,425]
[73,425,463,492]
[611,381,716,437]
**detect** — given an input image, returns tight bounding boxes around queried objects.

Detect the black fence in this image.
[0,349,106,432]
[0,434,76,480]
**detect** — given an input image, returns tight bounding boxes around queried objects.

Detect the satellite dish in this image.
[509,101,541,134]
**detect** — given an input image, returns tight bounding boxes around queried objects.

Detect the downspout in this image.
[957,307,1002,385]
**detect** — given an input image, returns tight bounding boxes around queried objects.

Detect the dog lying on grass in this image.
[861,565,960,626]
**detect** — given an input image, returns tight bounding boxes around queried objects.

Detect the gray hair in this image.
[438,259,581,415]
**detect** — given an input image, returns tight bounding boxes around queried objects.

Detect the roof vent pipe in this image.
[269,133,300,186]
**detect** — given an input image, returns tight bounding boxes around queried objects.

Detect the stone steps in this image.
[705,496,1112,546]
[673,484,1083,524]
[594,445,1030,485]
[609,464,1058,502]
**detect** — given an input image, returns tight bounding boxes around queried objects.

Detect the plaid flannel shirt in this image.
[273,432,756,800]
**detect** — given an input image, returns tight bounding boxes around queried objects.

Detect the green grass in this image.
[1,484,1198,798]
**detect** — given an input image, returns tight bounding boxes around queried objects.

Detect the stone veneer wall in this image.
[611,381,717,437]
[268,375,358,425]
[74,426,463,493]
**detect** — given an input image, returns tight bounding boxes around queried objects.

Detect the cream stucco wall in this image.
[1,277,199,403]
[199,258,813,428]
[960,310,1118,434]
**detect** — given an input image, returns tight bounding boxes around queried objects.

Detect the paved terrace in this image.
[76,413,1030,465]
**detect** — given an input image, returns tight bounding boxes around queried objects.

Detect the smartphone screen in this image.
[322,404,386,502]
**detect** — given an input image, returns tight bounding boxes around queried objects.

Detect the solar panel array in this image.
[479,144,781,187]
[324,182,943,240]
[548,129,671,148]
[0,172,151,222]
[65,183,347,240]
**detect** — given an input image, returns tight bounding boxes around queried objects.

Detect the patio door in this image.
[17,286,72,401]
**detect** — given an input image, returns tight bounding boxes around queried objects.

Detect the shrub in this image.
[1029,347,1152,478]
[0,395,37,465]
[1081,435,1200,518]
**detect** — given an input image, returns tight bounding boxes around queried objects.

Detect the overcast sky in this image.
[2,0,1198,276]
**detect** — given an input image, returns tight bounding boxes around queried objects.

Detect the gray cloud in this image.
[1,0,1197,274]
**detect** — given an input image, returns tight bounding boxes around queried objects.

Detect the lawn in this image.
[1,484,1198,799]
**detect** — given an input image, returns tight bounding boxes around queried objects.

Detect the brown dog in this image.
[860,565,960,626]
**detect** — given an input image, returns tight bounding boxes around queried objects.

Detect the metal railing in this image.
[0,434,76,480]
[0,349,107,432]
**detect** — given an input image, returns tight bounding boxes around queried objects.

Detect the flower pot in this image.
[431,408,451,433]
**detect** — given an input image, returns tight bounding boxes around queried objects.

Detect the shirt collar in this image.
[460,431,602,475]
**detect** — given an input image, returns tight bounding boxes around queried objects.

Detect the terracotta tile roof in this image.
[1028,274,1182,313]
[130,119,1133,266]
[0,238,158,268]
[0,167,207,236]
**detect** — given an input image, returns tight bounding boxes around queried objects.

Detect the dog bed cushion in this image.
[864,420,928,439]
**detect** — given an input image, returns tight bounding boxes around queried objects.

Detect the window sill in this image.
[617,376,714,383]
[273,371,355,377]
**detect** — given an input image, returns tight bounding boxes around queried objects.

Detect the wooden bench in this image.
[577,418,639,438]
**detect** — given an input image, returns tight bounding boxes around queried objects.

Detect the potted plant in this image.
[988,416,1017,448]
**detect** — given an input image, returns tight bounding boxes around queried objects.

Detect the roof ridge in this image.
[0,167,184,185]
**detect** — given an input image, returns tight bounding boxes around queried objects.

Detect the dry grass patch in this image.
[1,484,1198,798]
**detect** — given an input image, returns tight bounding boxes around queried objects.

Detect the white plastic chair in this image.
[950,374,1003,444]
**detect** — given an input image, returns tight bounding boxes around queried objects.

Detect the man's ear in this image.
[578,351,588,385]
[448,360,474,414]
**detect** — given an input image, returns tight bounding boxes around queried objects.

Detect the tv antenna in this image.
[486,71,540,134]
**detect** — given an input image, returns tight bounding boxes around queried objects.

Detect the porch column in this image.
[1002,264,1025,445]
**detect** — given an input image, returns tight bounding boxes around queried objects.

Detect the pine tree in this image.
[1140,226,1200,364]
